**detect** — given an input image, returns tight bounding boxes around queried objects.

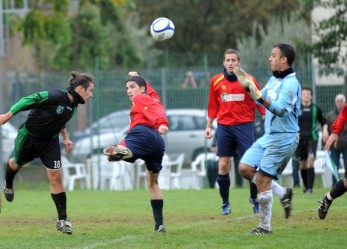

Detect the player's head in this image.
[125,76,147,101]
[269,44,295,71]
[223,49,241,74]
[335,93,346,111]
[301,86,313,104]
[67,71,94,104]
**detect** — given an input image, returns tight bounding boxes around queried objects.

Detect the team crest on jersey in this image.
[56,105,64,114]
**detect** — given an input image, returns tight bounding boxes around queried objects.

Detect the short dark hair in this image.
[126,76,147,90]
[302,86,313,96]
[69,71,95,90]
[273,44,296,66]
[223,48,241,61]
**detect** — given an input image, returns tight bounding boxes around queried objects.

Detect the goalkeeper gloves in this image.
[233,67,262,101]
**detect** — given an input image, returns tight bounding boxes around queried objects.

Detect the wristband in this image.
[258,98,265,104]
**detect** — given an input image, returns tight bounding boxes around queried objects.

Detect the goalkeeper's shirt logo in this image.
[56,105,64,114]
[221,93,245,102]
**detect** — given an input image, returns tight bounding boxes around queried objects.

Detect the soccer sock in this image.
[51,192,67,220]
[258,190,273,231]
[270,180,285,199]
[151,199,164,228]
[217,174,230,205]
[300,169,308,189]
[328,179,347,200]
[307,168,315,190]
[5,162,19,188]
[249,181,258,200]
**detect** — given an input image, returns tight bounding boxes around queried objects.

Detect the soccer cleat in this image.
[280,188,293,219]
[3,181,14,202]
[103,146,129,161]
[318,195,332,220]
[56,219,73,234]
[248,226,273,235]
[154,224,166,233]
[249,197,259,214]
[221,203,231,215]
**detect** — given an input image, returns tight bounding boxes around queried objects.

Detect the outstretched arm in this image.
[0,111,14,125]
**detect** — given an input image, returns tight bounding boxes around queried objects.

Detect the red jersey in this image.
[129,93,168,130]
[207,73,265,125]
[332,103,347,134]
[146,82,161,104]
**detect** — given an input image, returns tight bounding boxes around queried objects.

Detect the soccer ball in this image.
[150,17,175,41]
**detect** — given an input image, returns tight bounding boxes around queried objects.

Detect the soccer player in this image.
[318,102,347,219]
[295,87,328,194]
[103,76,169,232]
[234,43,301,235]
[0,72,95,234]
[204,48,266,215]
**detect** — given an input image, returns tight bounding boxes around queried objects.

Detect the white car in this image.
[71,109,216,162]
[1,122,17,163]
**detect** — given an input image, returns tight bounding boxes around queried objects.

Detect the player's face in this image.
[269,47,285,71]
[76,83,94,102]
[126,81,145,101]
[223,53,240,74]
[301,90,312,104]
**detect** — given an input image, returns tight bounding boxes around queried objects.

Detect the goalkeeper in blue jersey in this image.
[234,43,301,235]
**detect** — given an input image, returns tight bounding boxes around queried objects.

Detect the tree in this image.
[303,0,347,78]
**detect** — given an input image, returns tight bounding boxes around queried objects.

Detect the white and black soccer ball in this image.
[150,17,175,41]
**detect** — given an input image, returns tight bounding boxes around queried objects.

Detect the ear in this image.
[140,86,146,93]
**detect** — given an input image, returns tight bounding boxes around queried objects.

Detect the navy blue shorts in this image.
[217,122,254,158]
[123,125,165,173]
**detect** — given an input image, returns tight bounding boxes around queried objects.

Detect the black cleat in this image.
[280,188,293,219]
[3,181,14,202]
[248,226,273,235]
[318,195,332,220]
[56,219,73,234]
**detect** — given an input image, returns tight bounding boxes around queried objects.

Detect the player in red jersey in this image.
[103,76,169,232]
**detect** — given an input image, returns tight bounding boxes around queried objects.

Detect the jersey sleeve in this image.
[332,104,347,134]
[316,105,327,126]
[10,91,49,115]
[207,76,221,119]
[133,94,168,127]
[146,82,162,103]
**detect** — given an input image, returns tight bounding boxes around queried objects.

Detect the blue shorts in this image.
[240,133,299,180]
[217,122,254,158]
[123,125,165,173]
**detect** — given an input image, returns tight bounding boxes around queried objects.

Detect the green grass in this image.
[1,182,346,249]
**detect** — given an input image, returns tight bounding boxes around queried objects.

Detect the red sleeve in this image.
[146,81,162,103]
[249,75,266,115]
[207,75,221,119]
[332,104,347,134]
[133,94,168,128]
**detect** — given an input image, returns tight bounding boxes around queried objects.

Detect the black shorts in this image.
[295,138,317,161]
[13,127,61,170]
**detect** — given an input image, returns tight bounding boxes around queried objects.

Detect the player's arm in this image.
[317,106,329,142]
[60,128,74,152]
[324,104,347,149]
[10,91,49,115]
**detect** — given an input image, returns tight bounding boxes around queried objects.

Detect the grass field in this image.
[1,182,346,249]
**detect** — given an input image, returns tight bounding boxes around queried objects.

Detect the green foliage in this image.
[306,0,347,77]
[1,185,347,249]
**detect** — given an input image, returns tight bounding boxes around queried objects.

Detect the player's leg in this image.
[318,177,347,219]
[217,156,231,215]
[147,171,165,232]
[4,128,35,202]
[306,140,318,194]
[41,139,72,234]
[103,144,133,161]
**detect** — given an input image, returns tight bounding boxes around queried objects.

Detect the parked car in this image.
[1,122,17,164]
[71,109,216,162]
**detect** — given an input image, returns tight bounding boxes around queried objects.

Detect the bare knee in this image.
[8,158,21,171]
[238,162,255,180]
[218,157,230,175]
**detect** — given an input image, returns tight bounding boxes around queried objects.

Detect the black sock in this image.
[330,179,347,199]
[51,192,67,220]
[217,174,230,205]
[307,168,315,189]
[249,181,257,199]
[151,199,163,228]
[300,169,307,189]
[5,162,19,188]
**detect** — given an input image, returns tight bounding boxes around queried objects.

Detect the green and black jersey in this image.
[298,103,326,140]
[10,90,77,140]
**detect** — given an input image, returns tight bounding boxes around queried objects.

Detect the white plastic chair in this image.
[61,156,91,191]
[315,150,331,188]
